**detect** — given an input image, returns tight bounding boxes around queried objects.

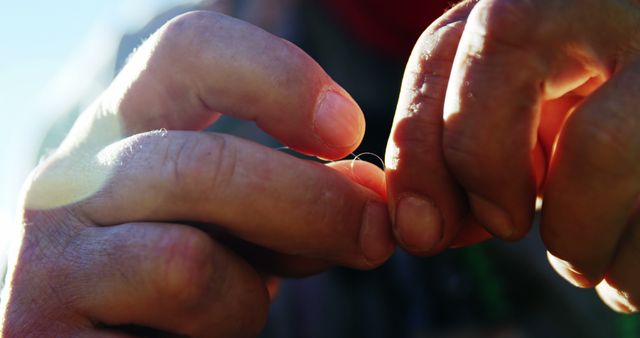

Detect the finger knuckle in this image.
[392,113,442,157]
[408,53,454,107]
[160,10,224,52]
[471,0,541,51]
[412,21,465,88]
[157,132,236,201]
[151,228,214,306]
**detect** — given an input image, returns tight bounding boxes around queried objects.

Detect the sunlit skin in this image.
[386,0,640,313]
[4,0,640,336]
[1,11,394,337]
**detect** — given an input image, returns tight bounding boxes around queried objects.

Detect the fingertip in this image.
[327,160,386,199]
[324,160,394,268]
[393,194,444,255]
[468,193,515,240]
[359,201,396,267]
[312,89,365,158]
[596,279,640,314]
[547,251,601,288]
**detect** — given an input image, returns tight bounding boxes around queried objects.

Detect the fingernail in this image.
[395,194,443,253]
[468,194,513,239]
[314,90,364,148]
[360,201,395,264]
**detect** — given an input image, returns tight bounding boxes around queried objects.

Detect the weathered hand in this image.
[1,11,393,337]
[386,0,640,312]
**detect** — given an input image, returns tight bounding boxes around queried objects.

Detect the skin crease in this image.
[386,0,640,313]
[3,0,640,336]
[1,11,394,337]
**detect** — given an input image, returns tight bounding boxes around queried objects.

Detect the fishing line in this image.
[275,146,386,177]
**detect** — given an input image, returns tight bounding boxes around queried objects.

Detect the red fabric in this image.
[321,0,452,59]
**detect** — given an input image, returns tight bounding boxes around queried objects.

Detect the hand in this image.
[1,11,394,337]
[386,0,640,312]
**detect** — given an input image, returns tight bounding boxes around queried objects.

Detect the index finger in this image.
[75,11,364,160]
[386,1,486,254]
[54,131,394,269]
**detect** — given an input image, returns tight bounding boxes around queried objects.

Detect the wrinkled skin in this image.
[0,12,394,337]
[5,1,640,336]
[387,0,640,313]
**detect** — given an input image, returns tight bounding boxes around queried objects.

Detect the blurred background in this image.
[0,0,199,260]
